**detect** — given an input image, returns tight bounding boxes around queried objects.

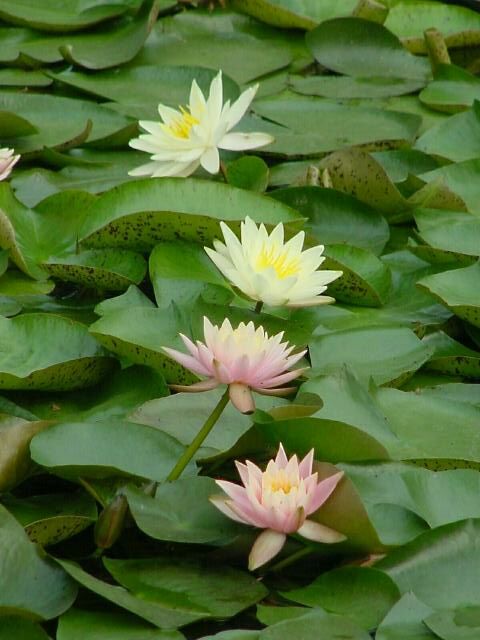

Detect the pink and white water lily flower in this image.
[162,317,306,414]
[205,217,343,308]
[128,71,273,178]
[211,444,346,570]
[0,148,20,181]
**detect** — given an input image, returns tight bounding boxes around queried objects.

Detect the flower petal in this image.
[200,146,220,174]
[248,529,286,571]
[298,520,346,544]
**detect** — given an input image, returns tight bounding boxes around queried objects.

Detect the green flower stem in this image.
[266,545,315,573]
[167,388,230,482]
[254,300,264,314]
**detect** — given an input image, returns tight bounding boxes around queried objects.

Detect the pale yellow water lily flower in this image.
[0,148,20,181]
[205,217,343,307]
[128,71,273,178]
[211,444,346,570]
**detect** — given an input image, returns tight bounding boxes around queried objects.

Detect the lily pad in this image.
[125,476,242,544]
[306,17,430,81]
[3,491,97,546]
[417,262,480,328]
[0,505,77,619]
[79,178,301,251]
[0,91,135,156]
[30,419,187,482]
[0,313,115,390]
[0,0,141,32]
[43,249,147,291]
[57,609,184,640]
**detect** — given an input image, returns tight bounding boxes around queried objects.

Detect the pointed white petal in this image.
[200,146,220,174]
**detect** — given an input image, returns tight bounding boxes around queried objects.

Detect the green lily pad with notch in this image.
[79,178,302,251]
[373,386,480,468]
[0,0,141,32]
[231,0,357,30]
[375,592,435,640]
[43,249,147,291]
[0,313,115,390]
[305,17,430,82]
[0,505,77,620]
[3,491,97,546]
[30,418,187,482]
[413,208,480,263]
[310,325,433,387]
[0,91,135,156]
[271,186,390,255]
[323,244,392,307]
[57,609,184,640]
[422,331,480,378]
[417,262,480,328]
[49,66,240,120]
[415,102,480,162]
[56,559,206,629]
[253,96,421,156]
[0,415,51,491]
[385,0,480,54]
[104,556,269,620]
[125,476,242,544]
[420,64,480,113]
[130,387,287,456]
[377,519,480,610]
[419,158,480,214]
[282,567,400,630]
[342,462,480,546]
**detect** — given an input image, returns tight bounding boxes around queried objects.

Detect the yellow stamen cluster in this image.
[163,106,199,139]
[256,244,301,280]
[264,470,297,495]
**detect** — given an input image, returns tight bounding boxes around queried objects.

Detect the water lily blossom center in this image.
[211,444,346,570]
[205,217,343,307]
[162,317,307,414]
[129,71,274,178]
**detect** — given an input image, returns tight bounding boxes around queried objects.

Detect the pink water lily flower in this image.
[0,148,20,181]
[162,316,307,414]
[211,444,346,570]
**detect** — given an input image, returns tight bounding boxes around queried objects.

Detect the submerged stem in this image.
[266,545,315,574]
[254,300,264,314]
[167,388,230,481]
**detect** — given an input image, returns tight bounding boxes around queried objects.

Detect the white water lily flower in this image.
[0,148,20,181]
[128,71,273,178]
[205,217,343,307]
